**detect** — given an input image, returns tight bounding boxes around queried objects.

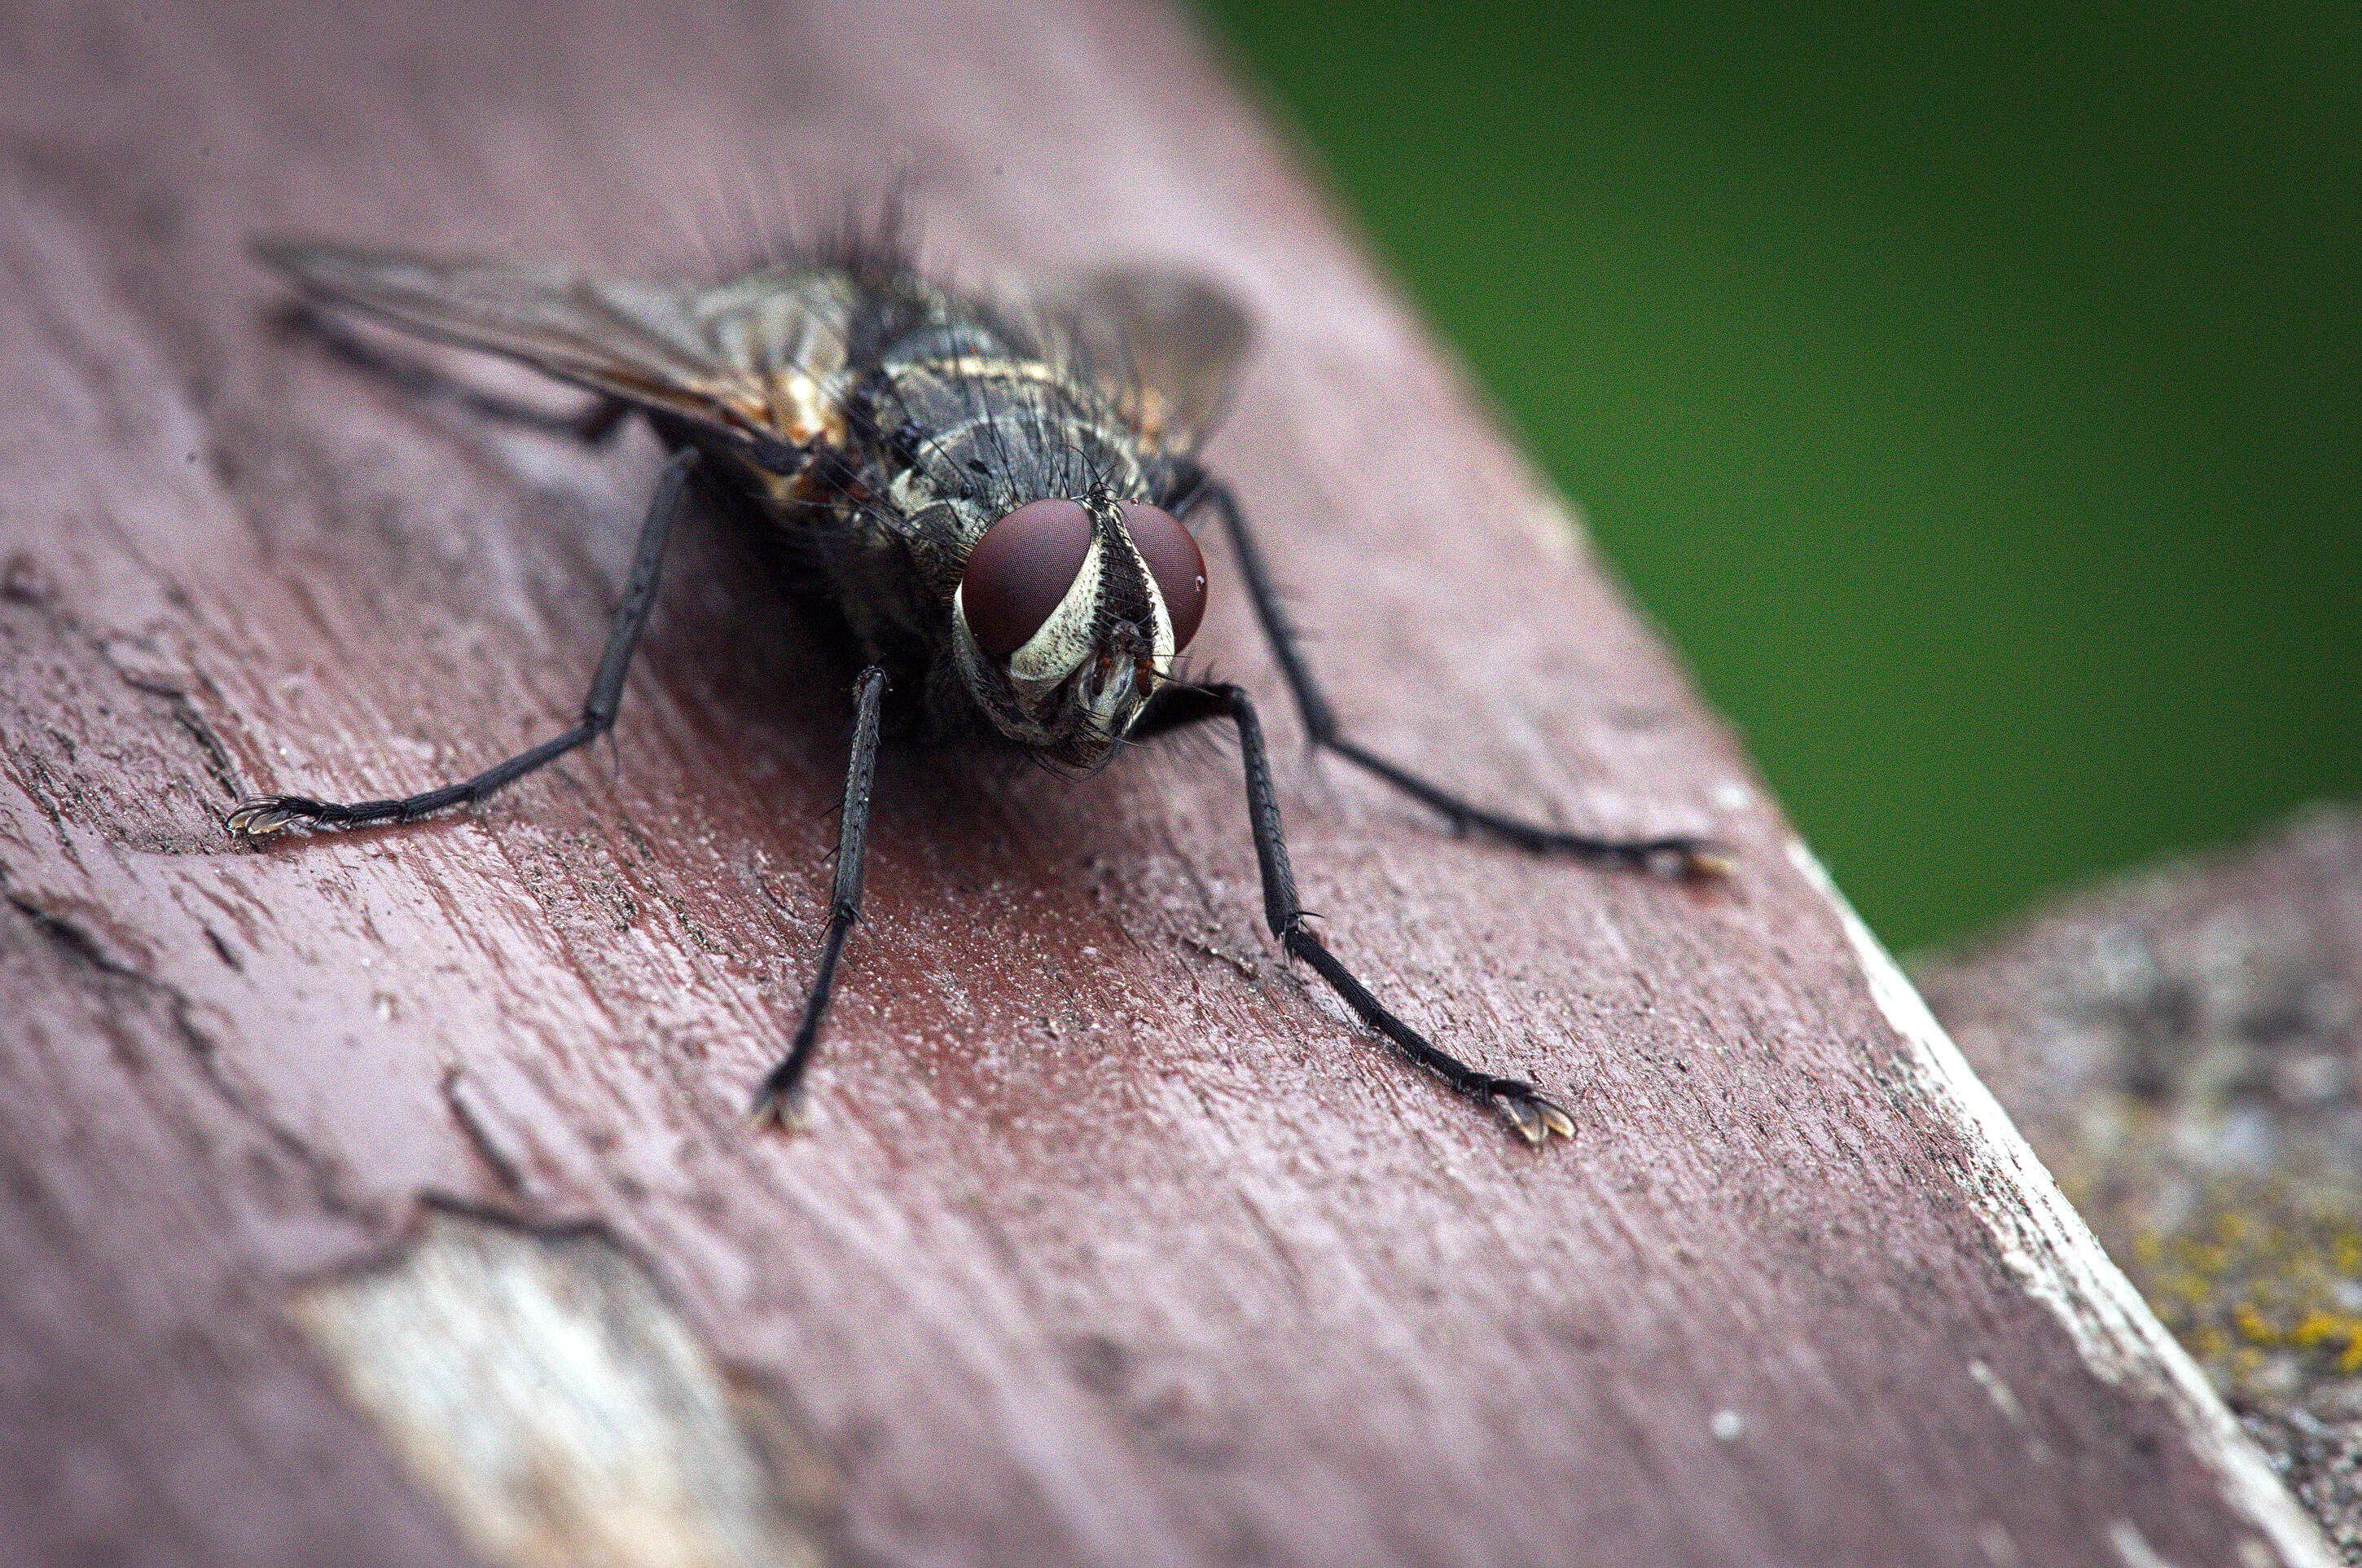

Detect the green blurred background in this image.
[1197,2,2360,951]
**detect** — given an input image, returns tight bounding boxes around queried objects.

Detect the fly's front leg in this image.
[750,665,889,1131]
[227,447,699,838]
[1135,683,1577,1146]
[283,299,631,446]
[1174,472,1728,881]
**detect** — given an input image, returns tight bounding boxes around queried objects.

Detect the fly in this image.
[226,223,1725,1145]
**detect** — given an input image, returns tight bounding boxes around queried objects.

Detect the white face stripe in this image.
[1004,534,1104,692]
[991,523,1176,698]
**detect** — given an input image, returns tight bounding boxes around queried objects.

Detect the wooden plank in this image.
[0,0,2333,1563]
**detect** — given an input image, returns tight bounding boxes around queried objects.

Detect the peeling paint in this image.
[288,1207,833,1568]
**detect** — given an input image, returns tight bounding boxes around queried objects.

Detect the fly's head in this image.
[951,488,1208,769]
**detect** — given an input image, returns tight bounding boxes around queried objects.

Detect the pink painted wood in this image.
[0,1,2328,1563]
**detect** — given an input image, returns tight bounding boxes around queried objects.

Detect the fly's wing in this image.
[255,238,858,459]
[1033,267,1253,452]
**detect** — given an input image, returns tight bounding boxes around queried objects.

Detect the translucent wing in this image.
[255,238,860,456]
[1034,266,1253,451]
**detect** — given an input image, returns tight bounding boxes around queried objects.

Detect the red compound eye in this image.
[1120,501,1207,648]
[962,499,1094,657]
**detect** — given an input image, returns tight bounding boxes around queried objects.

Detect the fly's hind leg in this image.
[1172,471,1728,881]
[227,447,698,838]
[1135,682,1578,1146]
[280,298,631,446]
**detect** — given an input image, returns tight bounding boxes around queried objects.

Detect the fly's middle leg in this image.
[227,446,699,837]
[1175,473,1728,881]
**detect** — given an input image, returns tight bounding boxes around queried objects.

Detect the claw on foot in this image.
[226,797,307,838]
[1644,839,1734,882]
[746,1079,810,1135]
[1679,844,1738,881]
[1487,1083,1577,1147]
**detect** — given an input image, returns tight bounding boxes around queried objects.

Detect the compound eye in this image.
[962,499,1095,657]
[1119,501,1208,648]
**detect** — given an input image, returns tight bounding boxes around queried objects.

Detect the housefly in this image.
[227,225,1724,1144]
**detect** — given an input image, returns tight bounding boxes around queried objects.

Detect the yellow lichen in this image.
[2123,1181,2362,1399]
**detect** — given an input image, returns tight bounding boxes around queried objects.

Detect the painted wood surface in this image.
[0,1,2332,1563]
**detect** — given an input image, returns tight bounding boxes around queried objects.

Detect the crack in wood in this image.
[112,666,244,806]
[0,885,357,1220]
[0,590,246,852]
[438,1069,529,1197]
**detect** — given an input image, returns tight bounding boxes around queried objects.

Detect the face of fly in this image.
[951,490,1210,770]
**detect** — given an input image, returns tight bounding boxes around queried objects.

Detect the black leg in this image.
[1137,682,1578,1146]
[283,301,632,446]
[227,447,700,837]
[750,665,890,1130]
[1175,475,1727,881]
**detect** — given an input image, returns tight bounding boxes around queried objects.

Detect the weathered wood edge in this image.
[1915,805,2362,1558]
[1790,842,2333,1566]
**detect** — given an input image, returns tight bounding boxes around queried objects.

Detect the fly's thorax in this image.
[868,354,1144,590]
[880,353,1152,505]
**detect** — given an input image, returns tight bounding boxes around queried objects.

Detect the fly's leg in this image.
[227,447,698,837]
[1176,475,1728,881]
[283,300,631,446]
[1135,683,1577,1146]
[750,665,889,1131]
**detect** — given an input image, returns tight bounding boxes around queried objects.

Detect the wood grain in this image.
[0,1,2332,1564]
